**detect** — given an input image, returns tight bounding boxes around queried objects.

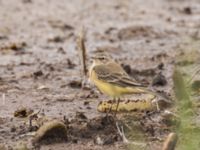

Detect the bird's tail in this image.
[137,87,172,104]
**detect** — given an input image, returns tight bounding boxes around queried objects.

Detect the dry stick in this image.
[77,27,87,84]
[2,93,5,105]
[186,63,200,85]
[116,122,146,147]
[162,132,178,150]
[187,65,200,85]
[28,109,41,128]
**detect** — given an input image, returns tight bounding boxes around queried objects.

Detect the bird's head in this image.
[91,52,111,65]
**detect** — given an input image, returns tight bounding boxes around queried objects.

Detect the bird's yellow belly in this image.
[94,79,125,97]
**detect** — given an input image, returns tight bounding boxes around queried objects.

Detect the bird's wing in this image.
[106,62,128,75]
[93,64,145,87]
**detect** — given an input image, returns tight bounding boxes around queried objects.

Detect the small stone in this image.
[94,135,116,145]
[183,7,192,15]
[67,59,76,69]
[33,70,43,78]
[83,101,90,106]
[48,36,65,43]
[37,85,49,90]
[68,80,81,88]
[152,72,167,86]
[157,63,164,70]
[10,126,16,132]
[121,64,131,75]
[94,136,104,145]
[191,80,200,92]
[14,107,33,118]
[57,47,66,54]
[75,112,87,120]
[72,138,78,143]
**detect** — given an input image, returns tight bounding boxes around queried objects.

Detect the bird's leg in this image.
[114,97,120,117]
[106,97,115,117]
[110,98,115,113]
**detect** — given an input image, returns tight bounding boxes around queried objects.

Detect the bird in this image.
[89,51,170,113]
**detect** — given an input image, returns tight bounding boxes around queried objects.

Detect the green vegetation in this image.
[173,67,200,150]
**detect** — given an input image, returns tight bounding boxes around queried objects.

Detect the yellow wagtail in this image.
[89,52,171,112]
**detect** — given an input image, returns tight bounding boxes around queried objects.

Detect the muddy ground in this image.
[0,0,200,149]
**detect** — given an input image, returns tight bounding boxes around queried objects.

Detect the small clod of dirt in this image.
[96,45,120,53]
[121,64,132,75]
[57,47,66,54]
[14,107,34,118]
[83,101,90,106]
[191,80,200,92]
[10,126,17,132]
[94,134,118,145]
[10,42,27,51]
[75,112,87,120]
[48,20,74,31]
[182,6,192,15]
[151,53,169,61]
[33,120,68,144]
[104,27,117,35]
[33,70,43,78]
[0,35,8,40]
[67,59,76,69]
[68,80,82,88]
[80,90,99,99]
[152,72,167,86]
[0,42,27,51]
[37,85,49,90]
[118,26,159,40]
[53,95,74,102]
[157,98,172,110]
[48,36,66,43]
[157,63,164,70]
[22,0,32,3]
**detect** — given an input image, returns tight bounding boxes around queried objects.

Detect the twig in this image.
[2,93,5,105]
[162,132,178,150]
[28,109,41,128]
[186,64,200,85]
[77,27,87,78]
[116,122,129,143]
[116,122,146,147]
[151,98,160,111]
